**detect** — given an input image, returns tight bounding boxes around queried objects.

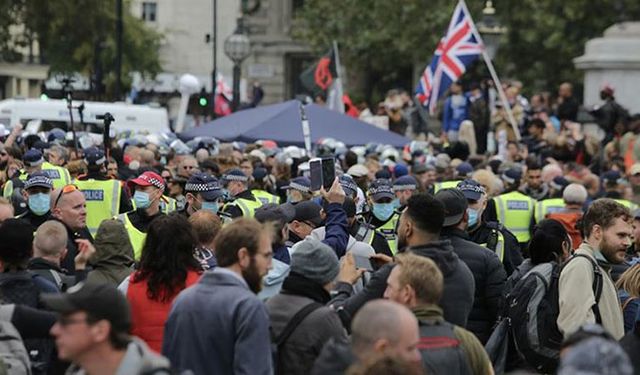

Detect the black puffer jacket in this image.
[330,240,475,329]
[441,227,506,343]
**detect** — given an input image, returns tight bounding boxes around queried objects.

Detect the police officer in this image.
[283,176,313,204]
[392,175,418,211]
[4,149,45,215]
[181,173,224,217]
[16,172,54,232]
[459,179,523,276]
[251,168,280,205]
[76,147,133,237]
[534,176,570,223]
[433,161,473,193]
[364,179,400,254]
[37,142,71,190]
[485,168,535,253]
[220,169,262,219]
[116,171,166,260]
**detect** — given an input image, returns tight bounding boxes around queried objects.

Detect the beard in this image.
[600,237,627,264]
[242,258,263,294]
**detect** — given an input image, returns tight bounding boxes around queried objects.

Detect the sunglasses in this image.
[54,184,79,208]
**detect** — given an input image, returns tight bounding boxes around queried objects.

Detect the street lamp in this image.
[224,19,251,112]
[477,1,507,60]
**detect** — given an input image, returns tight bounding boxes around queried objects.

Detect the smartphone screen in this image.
[321,157,336,190]
[309,158,323,191]
[353,254,374,271]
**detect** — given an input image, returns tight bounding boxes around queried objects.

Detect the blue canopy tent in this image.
[180,100,410,147]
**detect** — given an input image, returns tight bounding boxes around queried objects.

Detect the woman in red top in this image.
[123,213,202,352]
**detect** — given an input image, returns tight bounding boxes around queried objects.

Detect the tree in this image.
[0,0,162,98]
[295,0,640,100]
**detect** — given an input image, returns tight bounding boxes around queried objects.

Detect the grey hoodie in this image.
[66,338,171,375]
[86,219,135,287]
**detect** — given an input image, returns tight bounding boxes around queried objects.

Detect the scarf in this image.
[281,271,331,304]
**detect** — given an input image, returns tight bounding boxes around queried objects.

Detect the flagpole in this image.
[330,40,345,113]
[299,102,312,156]
[458,0,521,141]
[333,40,341,80]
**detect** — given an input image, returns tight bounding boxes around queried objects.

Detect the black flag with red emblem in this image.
[299,49,338,99]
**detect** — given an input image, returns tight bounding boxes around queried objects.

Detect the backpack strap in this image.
[275,302,322,347]
[571,254,604,324]
[622,296,638,312]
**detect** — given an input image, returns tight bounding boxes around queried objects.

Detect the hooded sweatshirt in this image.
[86,219,135,287]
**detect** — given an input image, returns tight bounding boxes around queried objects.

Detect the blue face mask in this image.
[133,191,151,209]
[28,193,50,216]
[286,194,296,204]
[392,198,401,209]
[372,203,395,222]
[201,201,219,214]
[467,208,479,228]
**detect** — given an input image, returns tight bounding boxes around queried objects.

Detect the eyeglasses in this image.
[54,184,79,208]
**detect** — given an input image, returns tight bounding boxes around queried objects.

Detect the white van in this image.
[0,98,170,134]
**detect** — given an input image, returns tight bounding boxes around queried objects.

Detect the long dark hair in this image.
[132,213,201,302]
[529,219,570,265]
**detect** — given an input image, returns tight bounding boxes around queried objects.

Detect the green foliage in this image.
[0,0,162,96]
[295,0,640,98]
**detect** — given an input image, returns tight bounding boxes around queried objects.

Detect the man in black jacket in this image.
[435,188,506,344]
[329,193,475,329]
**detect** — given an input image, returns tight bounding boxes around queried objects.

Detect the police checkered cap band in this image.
[26,157,44,167]
[287,182,310,193]
[340,181,357,192]
[392,183,417,191]
[84,156,106,165]
[502,173,515,185]
[369,185,394,196]
[223,174,249,182]
[137,174,165,190]
[24,175,53,189]
[185,182,220,193]
[457,182,486,195]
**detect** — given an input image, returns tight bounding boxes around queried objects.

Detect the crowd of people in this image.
[0,78,639,375]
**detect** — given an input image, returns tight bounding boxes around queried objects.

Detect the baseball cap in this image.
[412,163,434,175]
[255,203,295,224]
[375,169,392,180]
[339,174,358,197]
[127,171,166,193]
[291,200,323,227]
[23,149,44,167]
[456,162,474,177]
[185,173,222,201]
[24,171,53,190]
[393,175,418,191]
[252,167,268,181]
[549,176,570,191]
[368,179,394,202]
[283,176,311,193]
[393,164,408,178]
[83,147,105,166]
[33,141,51,153]
[222,168,249,183]
[42,282,131,332]
[434,188,468,227]
[457,179,486,201]
[502,168,522,185]
[602,170,622,184]
[346,164,368,178]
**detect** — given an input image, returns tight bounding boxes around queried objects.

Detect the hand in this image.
[74,239,96,269]
[11,123,23,135]
[321,177,345,205]
[337,253,365,285]
[370,253,393,265]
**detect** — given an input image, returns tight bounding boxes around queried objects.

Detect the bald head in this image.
[51,188,87,231]
[563,183,588,205]
[351,300,420,364]
[34,220,68,260]
[189,209,222,248]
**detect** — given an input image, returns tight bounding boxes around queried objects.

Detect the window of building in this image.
[141,2,157,22]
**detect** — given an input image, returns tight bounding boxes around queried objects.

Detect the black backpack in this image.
[271,302,322,375]
[506,254,603,373]
[416,319,473,375]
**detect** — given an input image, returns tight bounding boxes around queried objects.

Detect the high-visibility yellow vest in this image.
[3,170,27,198]
[479,229,505,262]
[534,198,565,223]
[131,196,177,214]
[41,162,71,190]
[614,199,639,211]
[252,189,280,205]
[116,213,146,260]
[376,212,400,254]
[76,179,121,237]
[433,180,460,194]
[223,197,263,218]
[493,191,535,243]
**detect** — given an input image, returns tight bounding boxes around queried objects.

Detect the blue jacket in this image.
[618,289,640,333]
[321,202,349,258]
[162,268,272,375]
[443,94,468,132]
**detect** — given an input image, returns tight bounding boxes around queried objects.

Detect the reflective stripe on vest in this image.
[494,191,534,243]
[480,229,505,262]
[42,162,71,190]
[535,198,565,223]
[160,197,178,214]
[377,213,399,254]
[76,179,121,237]
[226,198,262,218]
[116,213,146,261]
[3,170,27,198]
[433,181,460,193]
[252,190,280,205]
[615,199,639,211]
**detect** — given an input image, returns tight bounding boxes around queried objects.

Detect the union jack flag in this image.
[415,1,484,114]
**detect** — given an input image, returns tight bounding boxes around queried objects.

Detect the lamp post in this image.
[477,1,507,61]
[224,19,251,112]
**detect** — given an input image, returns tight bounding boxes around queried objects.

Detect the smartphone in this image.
[321,157,336,190]
[353,254,374,271]
[309,158,323,191]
